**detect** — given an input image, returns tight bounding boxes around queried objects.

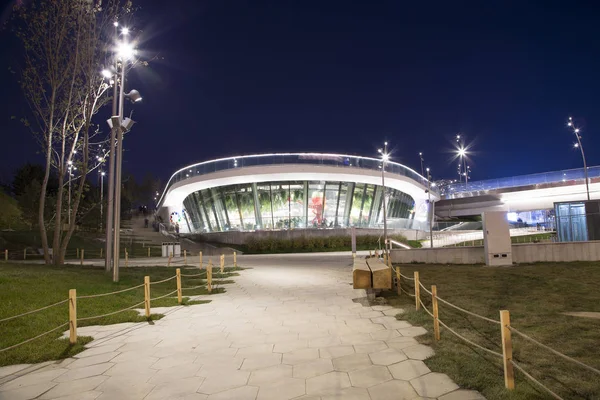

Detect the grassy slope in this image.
[384,262,600,400]
[0,263,239,366]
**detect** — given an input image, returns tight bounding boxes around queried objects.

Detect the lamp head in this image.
[126,89,142,103]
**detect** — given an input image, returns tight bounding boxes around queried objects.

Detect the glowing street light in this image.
[378,142,389,270]
[567,116,590,200]
[419,152,424,177]
[102,25,143,281]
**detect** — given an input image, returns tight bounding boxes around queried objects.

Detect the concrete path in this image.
[0,255,484,400]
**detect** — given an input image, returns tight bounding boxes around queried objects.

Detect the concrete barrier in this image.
[367,258,391,289]
[512,241,600,263]
[390,240,600,264]
[390,247,485,264]
[352,258,371,289]
[187,227,426,245]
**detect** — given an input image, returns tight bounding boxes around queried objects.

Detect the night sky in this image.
[1,0,600,186]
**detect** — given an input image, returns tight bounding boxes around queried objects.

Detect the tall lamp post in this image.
[567,117,590,201]
[99,170,105,232]
[102,24,142,282]
[419,152,424,177]
[426,167,434,248]
[378,142,389,258]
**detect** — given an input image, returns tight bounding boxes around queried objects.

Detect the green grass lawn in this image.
[0,263,240,366]
[384,262,600,400]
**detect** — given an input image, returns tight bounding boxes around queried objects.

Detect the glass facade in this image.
[182,180,416,233]
[555,202,588,242]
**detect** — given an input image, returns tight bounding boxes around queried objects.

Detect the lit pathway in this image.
[0,255,484,400]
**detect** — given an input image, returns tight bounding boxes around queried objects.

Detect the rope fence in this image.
[78,283,145,299]
[510,360,564,400]
[0,299,68,323]
[0,253,240,356]
[0,322,69,353]
[78,301,146,322]
[395,267,598,398]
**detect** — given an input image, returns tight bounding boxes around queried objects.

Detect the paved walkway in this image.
[0,255,484,400]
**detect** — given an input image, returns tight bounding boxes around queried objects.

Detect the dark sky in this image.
[2,0,600,186]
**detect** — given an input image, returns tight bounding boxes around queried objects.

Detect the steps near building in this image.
[123,215,240,257]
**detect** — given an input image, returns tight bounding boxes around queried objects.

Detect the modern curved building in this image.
[156,153,438,235]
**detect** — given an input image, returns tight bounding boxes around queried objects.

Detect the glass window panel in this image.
[350,183,365,226]
[200,189,220,231]
[236,184,256,230]
[288,182,305,228]
[308,182,325,228]
[323,182,340,228]
[361,184,375,227]
[256,184,273,229]
[222,188,241,231]
[337,182,351,227]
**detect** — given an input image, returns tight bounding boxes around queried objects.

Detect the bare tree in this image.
[14,0,133,264]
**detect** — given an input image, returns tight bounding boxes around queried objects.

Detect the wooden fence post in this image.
[176,268,182,304]
[207,261,213,293]
[220,254,224,273]
[500,310,515,389]
[414,271,420,310]
[396,265,401,295]
[5,249,8,261]
[125,250,129,267]
[24,248,26,260]
[168,252,172,267]
[80,249,84,266]
[100,247,103,259]
[199,251,203,269]
[233,252,237,267]
[432,285,440,341]
[184,250,187,266]
[144,276,151,318]
[69,289,77,344]
[147,247,150,257]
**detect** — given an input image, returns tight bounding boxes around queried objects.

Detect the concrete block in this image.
[366,258,391,289]
[353,259,371,289]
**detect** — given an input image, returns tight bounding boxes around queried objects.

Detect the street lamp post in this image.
[427,168,434,248]
[568,117,590,201]
[103,24,142,282]
[419,152,424,177]
[378,142,389,258]
[104,21,120,274]
[100,171,105,232]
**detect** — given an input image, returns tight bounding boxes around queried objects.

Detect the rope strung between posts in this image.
[510,360,564,400]
[0,322,69,353]
[400,272,414,281]
[78,283,145,299]
[181,284,207,291]
[401,287,415,297]
[150,290,178,302]
[78,301,146,322]
[436,295,501,325]
[0,299,69,323]
[437,318,503,358]
[509,326,600,376]
[180,271,207,277]
[419,298,435,318]
[418,281,432,295]
[150,275,177,285]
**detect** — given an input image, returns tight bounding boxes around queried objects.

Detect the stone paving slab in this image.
[0,254,483,400]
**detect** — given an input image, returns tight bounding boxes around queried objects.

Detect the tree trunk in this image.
[53,168,66,265]
[39,91,56,265]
